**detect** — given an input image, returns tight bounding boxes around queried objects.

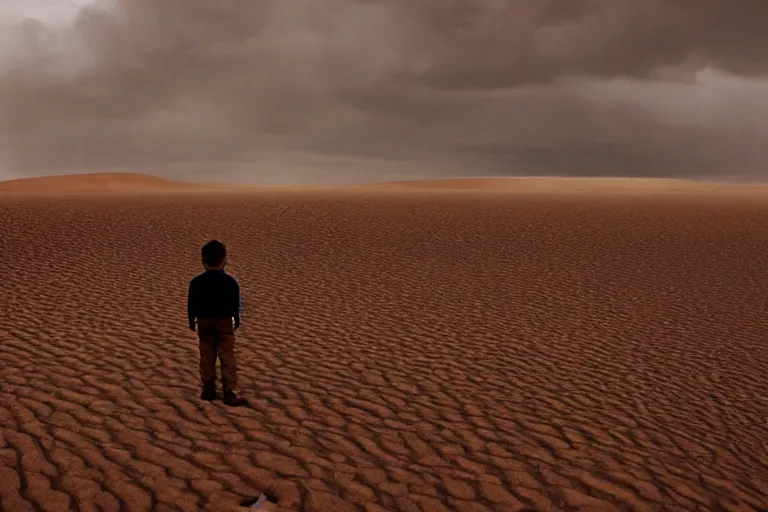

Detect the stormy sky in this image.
[0,0,767,184]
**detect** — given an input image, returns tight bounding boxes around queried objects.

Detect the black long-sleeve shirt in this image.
[187,269,240,325]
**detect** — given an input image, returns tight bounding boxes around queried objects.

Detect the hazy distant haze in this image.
[1,0,767,184]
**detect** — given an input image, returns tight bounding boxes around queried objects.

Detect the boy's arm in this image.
[232,279,241,330]
[187,280,197,331]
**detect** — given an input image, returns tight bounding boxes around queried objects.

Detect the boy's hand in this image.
[189,321,196,332]
[234,317,240,331]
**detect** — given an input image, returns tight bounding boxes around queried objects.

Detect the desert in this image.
[0,174,767,511]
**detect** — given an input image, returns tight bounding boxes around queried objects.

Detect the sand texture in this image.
[1,176,767,511]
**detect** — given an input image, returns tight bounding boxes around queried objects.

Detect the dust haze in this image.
[1,0,767,184]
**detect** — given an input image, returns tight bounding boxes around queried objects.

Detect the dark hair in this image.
[202,240,227,267]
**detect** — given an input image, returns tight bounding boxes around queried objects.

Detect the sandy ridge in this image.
[2,172,768,197]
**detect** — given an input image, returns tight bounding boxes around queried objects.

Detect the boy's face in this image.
[203,256,227,271]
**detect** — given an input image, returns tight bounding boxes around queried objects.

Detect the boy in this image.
[187,240,248,407]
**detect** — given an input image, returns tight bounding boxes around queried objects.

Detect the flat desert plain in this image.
[0,174,767,512]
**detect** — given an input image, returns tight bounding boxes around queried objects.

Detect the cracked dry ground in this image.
[1,190,767,512]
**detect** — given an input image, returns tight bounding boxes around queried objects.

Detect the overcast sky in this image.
[1,0,767,184]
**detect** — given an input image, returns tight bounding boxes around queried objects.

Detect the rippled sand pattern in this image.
[1,190,767,511]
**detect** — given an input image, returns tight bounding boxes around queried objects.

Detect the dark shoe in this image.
[223,388,248,407]
[200,380,217,401]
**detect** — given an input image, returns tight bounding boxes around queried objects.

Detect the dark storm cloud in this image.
[1,0,767,183]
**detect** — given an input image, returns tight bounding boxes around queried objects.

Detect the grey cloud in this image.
[0,0,767,183]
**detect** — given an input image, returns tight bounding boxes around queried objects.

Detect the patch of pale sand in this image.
[357,176,768,196]
[0,190,767,511]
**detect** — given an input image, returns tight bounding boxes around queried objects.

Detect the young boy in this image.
[187,240,248,407]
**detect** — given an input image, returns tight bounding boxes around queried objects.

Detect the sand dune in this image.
[1,181,767,511]
[3,172,768,197]
[0,173,221,195]
[359,176,768,195]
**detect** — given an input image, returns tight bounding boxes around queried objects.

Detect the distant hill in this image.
[0,173,216,194]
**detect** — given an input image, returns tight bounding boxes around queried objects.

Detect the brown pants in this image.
[197,317,238,389]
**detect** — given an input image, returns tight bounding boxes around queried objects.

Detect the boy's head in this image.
[202,240,227,270]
